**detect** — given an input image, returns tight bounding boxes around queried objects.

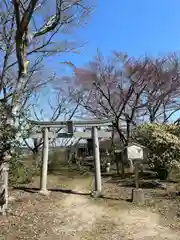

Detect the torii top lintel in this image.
[28,119,114,128]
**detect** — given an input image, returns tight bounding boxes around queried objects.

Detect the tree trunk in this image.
[150,114,155,123]
[0,113,14,215]
[0,73,27,215]
[115,154,120,175]
[0,160,9,215]
[1,19,31,214]
[121,160,125,176]
[115,160,120,175]
[120,150,126,176]
[33,147,41,168]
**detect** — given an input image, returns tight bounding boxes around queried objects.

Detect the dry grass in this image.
[1,165,180,239]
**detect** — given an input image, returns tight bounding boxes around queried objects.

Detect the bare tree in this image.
[68,52,152,174]
[0,1,51,104]
[71,53,149,142]
[69,52,180,174]
[12,0,91,115]
[0,0,92,215]
[140,54,180,123]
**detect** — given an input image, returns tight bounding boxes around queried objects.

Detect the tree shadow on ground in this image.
[13,186,90,196]
[139,171,158,180]
[102,172,134,179]
[105,170,162,184]
[100,195,132,202]
[121,180,167,189]
[106,178,167,189]
[13,186,132,202]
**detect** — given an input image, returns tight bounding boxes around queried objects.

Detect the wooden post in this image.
[129,159,134,173]
[40,127,49,195]
[135,162,140,189]
[92,126,102,197]
[132,161,145,204]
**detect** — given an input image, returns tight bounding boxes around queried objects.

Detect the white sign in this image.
[127,145,143,160]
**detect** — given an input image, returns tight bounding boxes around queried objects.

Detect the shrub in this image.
[9,162,32,185]
[0,103,34,185]
[9,153,41,185]
[133,123,180,179]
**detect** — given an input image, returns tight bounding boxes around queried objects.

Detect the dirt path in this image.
[47,188,180,240]
[1,175,180,240]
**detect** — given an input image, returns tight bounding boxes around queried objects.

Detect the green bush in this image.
[9,159,32,185]
[8,151,41,185]
[133,124,180,179]
[0,104,35,185]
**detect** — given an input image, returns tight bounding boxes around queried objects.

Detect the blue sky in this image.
[46,0,180,73]
[37,0,180,120]
[79,0,180,58]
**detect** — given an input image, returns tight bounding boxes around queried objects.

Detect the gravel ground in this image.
[0,173,180,240]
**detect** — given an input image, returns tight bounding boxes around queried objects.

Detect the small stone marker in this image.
[132,188,145,204]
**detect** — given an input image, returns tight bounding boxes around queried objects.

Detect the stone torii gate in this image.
[29,119,113,197]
